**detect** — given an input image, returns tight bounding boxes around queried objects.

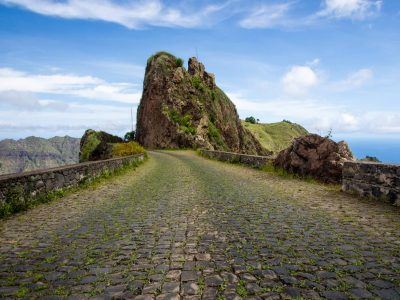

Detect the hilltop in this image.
[136,52,269,155]
[0,136,80,175]
[242,120,308,154]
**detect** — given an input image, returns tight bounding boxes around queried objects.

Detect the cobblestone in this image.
[0,150,399,299]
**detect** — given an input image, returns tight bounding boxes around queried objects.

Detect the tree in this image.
[124,131,136,141]
[245,116,256,124]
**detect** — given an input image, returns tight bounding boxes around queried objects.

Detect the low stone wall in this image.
[199,149,273,168]
[0,154,145,217]
[342,161,400,205]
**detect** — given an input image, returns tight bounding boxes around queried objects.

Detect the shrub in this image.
[245,116,256,124]
[360,156,381,163]
[112,142,145,158]
[191,76,204,91]
[124,131,136,141]
[168,109,196,135]
[175,58,184,68]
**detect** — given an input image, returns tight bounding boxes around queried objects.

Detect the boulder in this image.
[79,129,123,162]
[274,134,354,183]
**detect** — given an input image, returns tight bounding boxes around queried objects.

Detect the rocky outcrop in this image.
[79,130,123,162]
[136,52,269,155]
[274,134,354,183]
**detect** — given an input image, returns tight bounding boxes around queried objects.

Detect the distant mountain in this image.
[0,136,80,175]
[242,120,309,155]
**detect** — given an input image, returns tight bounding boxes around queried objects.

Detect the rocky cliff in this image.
[136,52,269,155]
[0,136,80,175]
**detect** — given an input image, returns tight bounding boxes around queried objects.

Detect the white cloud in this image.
[227,90,400,136]
[0,67,141,104]
[333,68,373,91]
[317,0,382,19]
[238,2,292,29]
[282,65,318,96]
[0,102,136,139]
[0,91,69,111]
[0,0,232,29]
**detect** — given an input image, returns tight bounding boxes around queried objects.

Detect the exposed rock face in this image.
[0,136,80,175]
[136,52,269,155]
[79,129,123,162]
[274,134,355,183]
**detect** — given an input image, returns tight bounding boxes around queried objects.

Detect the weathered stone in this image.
[342,161,400,204]
[274,134,354,183]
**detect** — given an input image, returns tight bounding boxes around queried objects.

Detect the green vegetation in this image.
[207,121,226,149]
[236,280,248,297]
[359,155,381,163]
[147,51,176,65]
[175,57,184,68]
[261,162,319,184]
[79,130,102,162]
[112,141,145,157]
[166,108,196,135]
[79,129,124,162]
[245,116,258,124]
[124,131,136,141]
[191,75,206,92]
[242,120,308,154]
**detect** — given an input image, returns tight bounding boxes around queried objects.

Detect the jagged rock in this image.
[79,129,123,162]
[274,134,354,183]
[136,52,269,155]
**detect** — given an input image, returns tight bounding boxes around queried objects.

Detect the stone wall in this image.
[342,161,400,205]
[199,149,273,168]
[0,154,145,217]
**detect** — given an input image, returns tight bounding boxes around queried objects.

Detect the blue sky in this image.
[0,0,399,141]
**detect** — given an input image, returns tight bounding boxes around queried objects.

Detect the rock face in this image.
[136,52,269,155]
[274,134,354,183]
[0,136,80,175]
[79,129,123,162]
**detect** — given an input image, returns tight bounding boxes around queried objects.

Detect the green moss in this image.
[80,131,101,162]
[15,287,29,298]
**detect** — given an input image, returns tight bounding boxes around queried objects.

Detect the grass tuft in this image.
[112,141,145,157]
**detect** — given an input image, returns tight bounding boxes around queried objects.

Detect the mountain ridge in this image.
[0,136,80,175]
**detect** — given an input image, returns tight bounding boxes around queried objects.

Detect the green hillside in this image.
[242,120,308,154]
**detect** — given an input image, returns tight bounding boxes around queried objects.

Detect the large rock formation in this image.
[274,134,354,183]
[79,129,123,162]
[136,52,269,155]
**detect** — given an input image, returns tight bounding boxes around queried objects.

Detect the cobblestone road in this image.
[0,151,399,299]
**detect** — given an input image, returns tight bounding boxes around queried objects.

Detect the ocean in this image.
[335,137,400,164]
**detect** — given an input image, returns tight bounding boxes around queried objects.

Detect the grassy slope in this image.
[242,121,308,154]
